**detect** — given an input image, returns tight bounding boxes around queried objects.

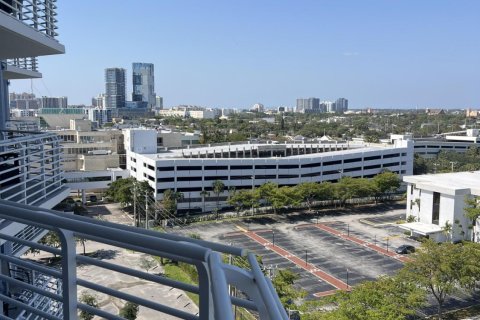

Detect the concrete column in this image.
[81,189,87,204]
[0,61,9,132]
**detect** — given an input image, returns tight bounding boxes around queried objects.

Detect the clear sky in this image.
[10,0,480,109]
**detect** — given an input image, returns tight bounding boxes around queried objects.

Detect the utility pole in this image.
[145,192,149,229]
[133,183,137,227]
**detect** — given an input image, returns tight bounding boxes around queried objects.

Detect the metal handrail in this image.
[0,199,287,319]
[5,57,38,72]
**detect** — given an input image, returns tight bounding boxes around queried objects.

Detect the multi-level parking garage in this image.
[126,129,414,213]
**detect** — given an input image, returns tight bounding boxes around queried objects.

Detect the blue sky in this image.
[10,0,480,108]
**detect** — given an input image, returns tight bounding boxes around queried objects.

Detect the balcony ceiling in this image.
[0,12,65,60]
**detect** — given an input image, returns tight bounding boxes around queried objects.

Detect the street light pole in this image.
[272,230,275,247]
[251,175,255,216]
[450,161,457,172]
[305,249,308,267]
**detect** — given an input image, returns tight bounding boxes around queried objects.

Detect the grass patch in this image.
[161,260,257,320]
[163,262,200,306]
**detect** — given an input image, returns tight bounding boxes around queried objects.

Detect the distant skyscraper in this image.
[156,96,164,110]
[335,98,348,113]
[41,96,68,108]
[105,68,126,109]
[296,98,320,113]
[132,63,156,109]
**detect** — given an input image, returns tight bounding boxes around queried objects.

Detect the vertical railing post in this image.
[196,262,214,320]
[58,229,77,319]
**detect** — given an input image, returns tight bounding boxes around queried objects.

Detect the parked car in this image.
[88,195,98,203]
[395,245,415,254]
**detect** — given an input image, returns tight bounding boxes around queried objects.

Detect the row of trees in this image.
[228,171,401,214]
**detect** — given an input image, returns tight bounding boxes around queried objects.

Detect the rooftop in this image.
[140,142,403,160]
[403,171,480,196]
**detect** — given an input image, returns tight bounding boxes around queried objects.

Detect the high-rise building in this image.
[156,96,164,110]
[296,97,320,113]
[105,68,126,109]
[41,96,68,108]
[132,62,156,109]
[335,98,348,113]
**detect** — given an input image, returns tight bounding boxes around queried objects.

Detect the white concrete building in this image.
[403,171,480,242]
[125,129,413,214]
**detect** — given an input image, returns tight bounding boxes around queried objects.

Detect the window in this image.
[157,177,174,182]
[343,158,362,163]
[301,172,320,177]
[255,175,276,179]
[177,166,202,171]
[432,192,440,225]
[205,176,228,181]
[147,165,155,171]
[323,160,341,166]
[177,187,202,192]
[364,155,381,161]
[230,175,252,180]
[279,174,299,179]
[383,153,400,159]
[278,164,299,169]
[254,165,276,169]
[177,176,202,181]
[364,164,381,170]
[230,165,252,170]
[383,162,399,168]
[158,166,175,171]
[204,165,228,170]
[323,170,339,175]
[344,167,362,172]
[301,162,321,168]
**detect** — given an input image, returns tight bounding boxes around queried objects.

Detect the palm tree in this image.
[200,189,210,213]
[212,180,225,219]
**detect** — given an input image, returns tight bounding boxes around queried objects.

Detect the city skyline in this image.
[8,0,480,108]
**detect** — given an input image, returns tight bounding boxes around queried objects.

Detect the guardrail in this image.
[0,0,59,39]
[0,199,288,319]
[6,57,38,72]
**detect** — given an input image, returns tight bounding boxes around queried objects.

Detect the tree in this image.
[441,220,453,243]
[79,291,98,320]
[372,171,400,200]
[119,302,139,320]
[200,189,210,213]
[258,182,278,209]
[268,186,301,213]
[40,231,61,258]
[212,180,225,218]
[272,269,306,308]
[76,237,87,255]
[160,189,183,218]
[312,276,425,320]
[295,182,320,211]
[400,240,480,319]
[228,190,256,214]
[464,196,480,242]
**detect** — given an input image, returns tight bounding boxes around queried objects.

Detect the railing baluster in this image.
[58,229,77,320]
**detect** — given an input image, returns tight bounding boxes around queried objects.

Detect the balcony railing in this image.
[0,199,288,320]
[6,57,38,72]
[0,0,59,39]
[0,129,65,206]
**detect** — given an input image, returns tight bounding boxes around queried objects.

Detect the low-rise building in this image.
[125,129,413,214]
[402,171,480,242]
